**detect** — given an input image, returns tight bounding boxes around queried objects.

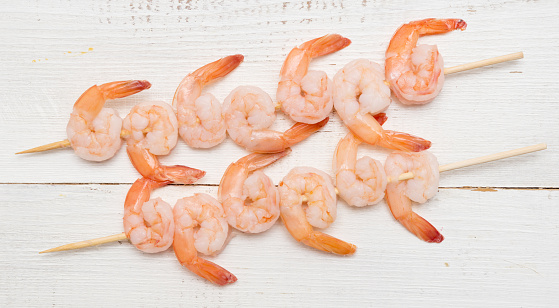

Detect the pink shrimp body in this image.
[173,55,244,148]
[278,167,356,255]
[223,85,329,153]
[384,151,443,243]
[66,80,151,161]
[277,34,351,124]
[123,178,174,253]
[385,18,467,105]
[173,193,237,286]
[333,59,431,152]
[334,132,387,207]
[218,150,290,233]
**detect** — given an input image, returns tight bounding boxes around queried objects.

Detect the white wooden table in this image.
[2,1,558,306]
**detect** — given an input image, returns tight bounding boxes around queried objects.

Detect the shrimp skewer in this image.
[219,149,291,233]
[17,80,151,160]
[279,167,356,255]
[124,177,175,253]
[173,55,244,148]
[277,34,351,124]
[333,59,431,152]
[173,193,237,286]
[223,86,329,153]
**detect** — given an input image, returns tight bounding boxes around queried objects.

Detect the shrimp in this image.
[127,142,206,184]
[66,80,151,161]
[223,86,329,153]
[173,193,237,285]
[122,101,178,155]
[278,167,356,255]
[123,177,174,253]
[334,132,387,207]
[172,55,244,148]
[333,58,431,152]
[385,18,467,105]
[384,151,443,243]
[277,34,351,124]
[218,150,290,233]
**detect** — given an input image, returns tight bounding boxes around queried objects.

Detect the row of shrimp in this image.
[38,18,477,286]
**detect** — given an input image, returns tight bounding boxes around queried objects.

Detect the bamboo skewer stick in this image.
[41,143,546,254]
[443,52,524,75]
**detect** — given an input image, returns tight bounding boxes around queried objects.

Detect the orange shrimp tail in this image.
[378,130,431,152]
[185,259,238,286]
[241,148,292,172]
[283,116,329,146]
[301,231,357,255]
[98,80,152,99]
[160,165,206,184]
[300,34,351,58]
[414,18,467,36]
[373,113,388,126]
[399,212,444,243]
[193,54,244,85]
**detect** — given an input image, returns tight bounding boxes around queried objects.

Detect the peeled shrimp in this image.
[173,193,237,285]
[333,58,431,152]
[278,167,356,255]
[384,151,443,243]
[334,132,387,207]
[218,150,290,233]
[127,142,206,184]
[122,101,178,155]
[173,55,244,148]
[223,85,329,153]
[66,80,151,161]
[277,34,351,124]
[123,177,174,253]
[385,18,467,105]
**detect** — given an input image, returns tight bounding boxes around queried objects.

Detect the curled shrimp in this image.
[223,86,329,153]
[384,151,443,243]
[333,58,431,152]
[334,132,387,207]
[278,167,356,255]
[277,34,351,124]
[123,177,174,253]
[385,18,467,105]
[173,193,237,285]
[66,80,151,161]
[122,101,178,155]
[126,142,206,184]
[218,150,290,233]
[173,55,244,148]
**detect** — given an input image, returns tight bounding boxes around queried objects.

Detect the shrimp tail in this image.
[283,117,329,147]
[185,259,238,286]
[239,148,292,172]
[415,18,467,35]
[378,130,431,152]
[193,54,244,85]
[373,113,388,126]
[159,165,206,184]
[399,212,444,243]
[301,231,357,255]
[300,34,351,58]
[98,80,152,99]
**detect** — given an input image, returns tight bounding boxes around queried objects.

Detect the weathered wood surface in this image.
[1,0,558,306]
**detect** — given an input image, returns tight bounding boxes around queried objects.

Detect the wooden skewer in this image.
[443,52,524,75]
[390,143,547,182]
[39,232,127,254]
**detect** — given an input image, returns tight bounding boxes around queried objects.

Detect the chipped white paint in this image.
[0,0,558,306]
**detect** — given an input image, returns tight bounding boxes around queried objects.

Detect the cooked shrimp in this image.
[123,177,174,253]
[385,18,467,105]
[223,85,329,153]
[278,167,356,255]
[333,58,431,152]
[277,34,351,124]
[127,142,206,184]
[218,150,290,233]
[173,193,237,285]
[66,80,151,161]
[122,101,178,155]
[384,151,443,243]
[173,55,244,148]
[334,132,387,207]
